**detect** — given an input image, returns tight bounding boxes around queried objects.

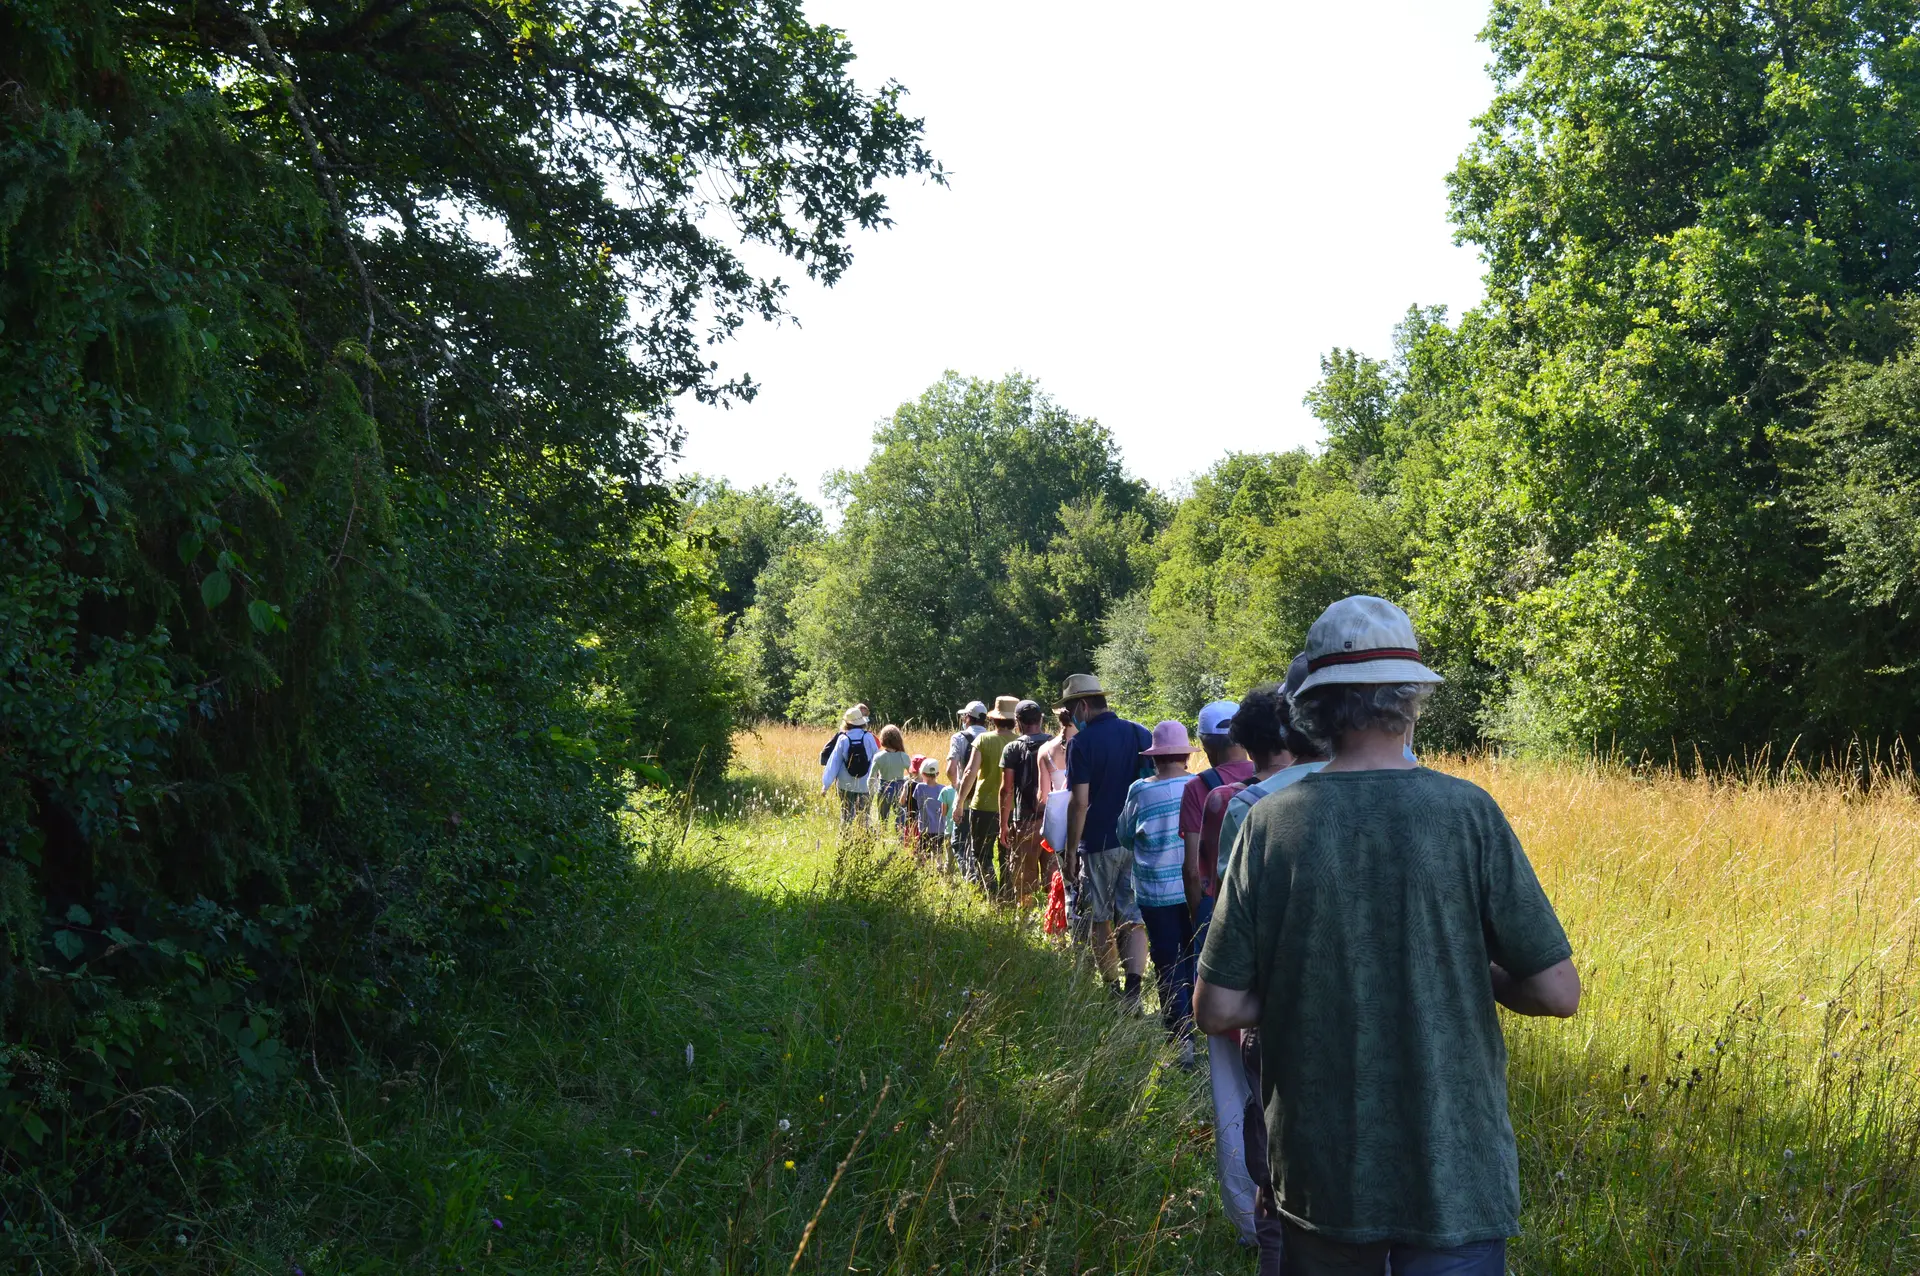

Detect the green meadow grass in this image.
[225,776,1232,1274]
[129,739,1920,1273]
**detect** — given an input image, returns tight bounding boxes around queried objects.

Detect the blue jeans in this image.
[1137,901,1194,1038]
[1280,1222,1504,1275]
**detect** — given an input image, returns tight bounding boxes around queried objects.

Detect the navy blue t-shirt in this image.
[1065,710,1153,853]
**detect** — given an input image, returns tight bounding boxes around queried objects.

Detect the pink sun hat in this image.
[1140,719,1195,757]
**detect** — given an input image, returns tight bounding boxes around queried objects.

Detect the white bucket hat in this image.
[1293,596,1444,695]
[843,705,870,726]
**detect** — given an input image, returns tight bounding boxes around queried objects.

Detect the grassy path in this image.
[240,734,1920,1273]
[270,776,1231,1274]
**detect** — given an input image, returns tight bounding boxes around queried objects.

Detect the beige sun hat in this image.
[1058,672,1105,703]
[843,705,870,726]
[987,694,1021,723]
[1292,596,1444,695]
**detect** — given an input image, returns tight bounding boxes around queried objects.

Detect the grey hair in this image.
[1290,682,1435,753]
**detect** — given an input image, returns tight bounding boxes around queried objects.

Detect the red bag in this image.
[1043,869,1068,935]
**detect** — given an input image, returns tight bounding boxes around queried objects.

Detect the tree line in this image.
[2,0,930,1241]
[700,0,1920,763]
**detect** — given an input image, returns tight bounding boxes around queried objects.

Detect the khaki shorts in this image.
[1074,846,1141,925]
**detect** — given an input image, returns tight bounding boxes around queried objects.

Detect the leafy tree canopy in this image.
[792,373,1160,723]
[1,0,930,1237]
[684,476,825,627]
[1422,0,1920,755]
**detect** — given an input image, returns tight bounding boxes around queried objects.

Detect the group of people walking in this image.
[820,595,1581,1275]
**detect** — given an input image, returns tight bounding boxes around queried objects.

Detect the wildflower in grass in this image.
[779,1118,790,1131]
[491,1218,504,1229]
[785,1160,795,1170]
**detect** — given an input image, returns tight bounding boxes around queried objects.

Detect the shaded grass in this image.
[212,773,1232,1273]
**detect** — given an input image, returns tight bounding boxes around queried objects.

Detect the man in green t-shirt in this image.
[957,695,1020,899]
[1196,596,1579,1275]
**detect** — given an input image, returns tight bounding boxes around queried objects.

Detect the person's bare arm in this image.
[1194,977,1261,1034]
[998,766,1016,841]
[1490,957,1581,1017]
[1182,830,1204,910]
[956,747,979,809]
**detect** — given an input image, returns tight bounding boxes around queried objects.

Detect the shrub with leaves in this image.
[0,0,931,1246]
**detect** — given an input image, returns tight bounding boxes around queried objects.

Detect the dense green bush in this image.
[0,0,929,1248]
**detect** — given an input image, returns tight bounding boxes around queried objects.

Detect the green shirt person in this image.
[957,696,1021,899]
[1195,596,1579,1275]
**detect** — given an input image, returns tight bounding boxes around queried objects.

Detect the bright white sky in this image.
[668,0,1495,506]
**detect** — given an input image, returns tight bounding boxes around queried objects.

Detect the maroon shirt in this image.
[1196,781,1249,896]
[1179,760,1256,838]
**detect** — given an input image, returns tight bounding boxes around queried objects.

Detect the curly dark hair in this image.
[1229,683,1288,759]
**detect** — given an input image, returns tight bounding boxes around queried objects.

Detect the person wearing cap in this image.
[956,695,1022,899]
[911,756,947,860]
[995,700,1056,903]
[1180,699,1255,909]
[1058,673,1152,1001]
[1196,596,1579,1275]
[820,706,883,825]
[1116,720,1202,1052]
[946,700,990,875]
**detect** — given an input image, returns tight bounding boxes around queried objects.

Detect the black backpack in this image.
[820,729,873,778]
[843,730,872,778]
[1003,733,1052,818]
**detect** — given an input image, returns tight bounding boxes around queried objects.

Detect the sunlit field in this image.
[736,723,1920,1272]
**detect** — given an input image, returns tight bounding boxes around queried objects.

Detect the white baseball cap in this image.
[1196,700,1239,736]
[1293,596,1443,695]
[958,700,989,719]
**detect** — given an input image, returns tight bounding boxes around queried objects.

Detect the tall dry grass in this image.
[1463,754,1920,1271]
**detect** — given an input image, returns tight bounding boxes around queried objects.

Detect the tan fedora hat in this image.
[987,694,1021,723]
[1058,672,1105,703]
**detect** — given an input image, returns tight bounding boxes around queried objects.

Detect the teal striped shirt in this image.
[1117,775,1191,907]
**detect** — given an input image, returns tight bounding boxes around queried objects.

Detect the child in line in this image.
[912,757,947,862]
[906,754,926,840]
[870,724,912,830]
[938,776,958,868]
[1116,719,1200,1064]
